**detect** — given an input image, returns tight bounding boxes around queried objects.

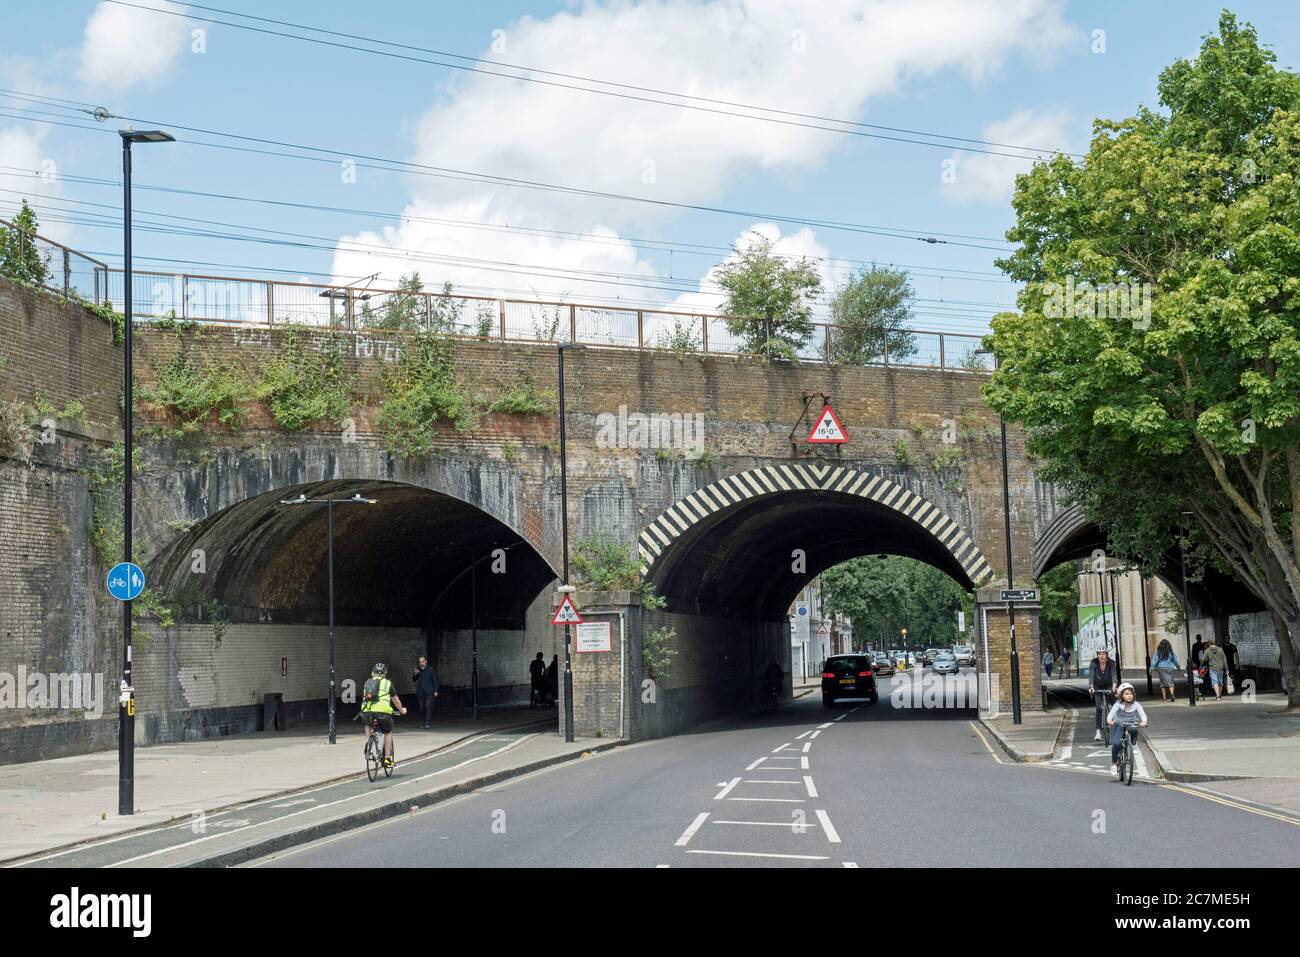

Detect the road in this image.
[256,671,1300,867]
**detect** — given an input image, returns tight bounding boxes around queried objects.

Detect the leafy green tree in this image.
[828,267,917,364]
[820,555,972,650]
[714,234,822,361]
[0,201,51,287]
[983,12,1300,704]
[1037,562,1080,656]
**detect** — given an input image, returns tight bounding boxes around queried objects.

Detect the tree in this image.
[1037,562,1080,656]
[0,200,51,287]
[828,267,918,364]
[714,234,822,361]
[983,11,1300,706]
[820,555,972,649]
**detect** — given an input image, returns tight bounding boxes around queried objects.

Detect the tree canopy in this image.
[984,11,1300,704]
[820,555,972,650]
[828,266,918,365]
[0,201,51,288]
[714,233,822,361]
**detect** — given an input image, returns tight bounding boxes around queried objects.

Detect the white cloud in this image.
[939,108,1073,205]
[333,0,1078,306]
[77,1,190,92]
[0,126,69,243]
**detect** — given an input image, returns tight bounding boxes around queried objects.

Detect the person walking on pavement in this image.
[529,651,546,708]
[1221,635,1239,695]
[1088,648,1119,742]
[1042,648,1055,679]
[547,654,559,707]
[1203,638,1228,700]
[1150,639,1180,703]
[1061,647,1072,678]
[411,655,439,728]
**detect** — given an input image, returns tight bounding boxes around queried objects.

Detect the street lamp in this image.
[118,128,174,818]
[556,341,584,743]
[1178,511,1197,708]
[278,491,378,742]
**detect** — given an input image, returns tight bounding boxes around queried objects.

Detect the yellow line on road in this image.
[1159,783,1300,827]
[968,721,1006,764]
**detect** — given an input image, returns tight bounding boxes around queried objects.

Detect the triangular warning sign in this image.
[805,404,848,444]
[817,622,830,637]
[550,594,583,626]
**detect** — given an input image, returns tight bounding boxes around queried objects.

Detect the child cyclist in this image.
[1106,682,1148,780]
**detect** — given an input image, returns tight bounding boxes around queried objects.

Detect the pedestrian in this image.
[1203,637,1228,701]
[1106,682,1148,780]
[1191,634,1205,670]
[1149,639,1180,703]
[1087,648,1119,742]
[1221,634,1239,695]
[547,654,559,707]
[529,651,546,708]
[1061,647,1072,678]
[1042,648,1055,679]
[411,655,439,729]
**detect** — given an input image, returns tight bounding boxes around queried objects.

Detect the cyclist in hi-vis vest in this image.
[360,662,407,768]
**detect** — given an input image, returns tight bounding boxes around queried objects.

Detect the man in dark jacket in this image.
[547,655,559,707]
[411,656,439,728]
[1087,649,1118,742]
[529,652,546,707]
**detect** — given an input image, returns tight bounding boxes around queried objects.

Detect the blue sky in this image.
[1,1,1297,338]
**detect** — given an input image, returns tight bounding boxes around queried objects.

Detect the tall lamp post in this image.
[1179,511,1197,707]
[118,128,174,817]
[278,491,377,742]
[557,342,583,743]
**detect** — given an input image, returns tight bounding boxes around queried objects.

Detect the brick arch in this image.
[637,462,994,587]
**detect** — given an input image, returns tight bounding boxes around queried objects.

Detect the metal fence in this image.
[0,221,991,371]
[0,216,109,305]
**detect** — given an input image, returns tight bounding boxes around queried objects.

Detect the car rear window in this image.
[824,657,870,674]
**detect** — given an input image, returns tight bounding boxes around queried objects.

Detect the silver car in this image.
[931,653,959,675]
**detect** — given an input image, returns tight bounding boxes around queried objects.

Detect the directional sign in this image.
[106,562,145,601]
[805,404,848,444]
[1000,589,1039,602]
[550,594,583,626]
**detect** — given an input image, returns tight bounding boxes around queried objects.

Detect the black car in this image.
[821,655,878,706]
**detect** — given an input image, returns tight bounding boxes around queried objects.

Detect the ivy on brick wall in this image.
[258,327,353,432]
[376,331,476,457]
[571,534,666,610]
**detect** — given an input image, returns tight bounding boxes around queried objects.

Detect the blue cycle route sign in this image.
[106,562,146,601]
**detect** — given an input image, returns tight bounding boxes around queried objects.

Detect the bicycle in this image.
[360,712,398,782]
[1115,724,1139,786]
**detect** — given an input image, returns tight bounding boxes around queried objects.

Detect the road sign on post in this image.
[805,404,848,444]
[1000,589,1039,602]
[106,562,145,601]
[551,594,583,626]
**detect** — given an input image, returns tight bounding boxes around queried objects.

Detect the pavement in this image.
[0,707,564,864]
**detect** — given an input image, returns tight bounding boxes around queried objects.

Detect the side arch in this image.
[638,463,994,589]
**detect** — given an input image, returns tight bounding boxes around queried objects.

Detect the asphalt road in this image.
[257,672,1300,867]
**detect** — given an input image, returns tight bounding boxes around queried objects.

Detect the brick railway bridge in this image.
[0,279,1260,762]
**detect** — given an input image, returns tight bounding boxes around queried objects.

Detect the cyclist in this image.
[360,662,407,769]
[1106,682,1148,780]
[1087,648,1118,742]
[764,659,784,701]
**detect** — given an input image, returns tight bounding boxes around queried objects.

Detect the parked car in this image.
[953,645,976,666]
[931,653,959,675]
[872,655,895,677]
[821,655,878,707]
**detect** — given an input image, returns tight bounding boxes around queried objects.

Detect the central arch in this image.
[639,463,994,614]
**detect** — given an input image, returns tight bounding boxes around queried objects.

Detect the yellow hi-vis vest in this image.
[361,676,394,714]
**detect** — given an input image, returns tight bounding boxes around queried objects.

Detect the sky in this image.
[1,0,1297,340]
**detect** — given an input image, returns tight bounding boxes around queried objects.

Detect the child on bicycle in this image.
[1106,682,1148,780]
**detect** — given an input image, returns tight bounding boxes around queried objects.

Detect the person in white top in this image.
[1106,682,1148,778]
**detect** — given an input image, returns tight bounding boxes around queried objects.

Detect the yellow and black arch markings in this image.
[637,462,995,587]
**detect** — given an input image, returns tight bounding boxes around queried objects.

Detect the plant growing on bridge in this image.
[0,201,51,288]
[984,12,1300,704]
[84,441,139,570]
[257,327,352,432]
[893,438,912,466]
[377,331,474,457]
[715,233,821,362]
[488,369,555,415]
[642,625,677,682]
[138,338,248,437]
[571,534,665,609]
[827,267,918,365]
[0,399,32,463]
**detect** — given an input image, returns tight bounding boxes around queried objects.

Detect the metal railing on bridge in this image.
[0,215,110,306]
[0,217,992,372]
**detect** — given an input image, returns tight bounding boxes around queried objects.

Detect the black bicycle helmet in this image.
[373,662,388,676]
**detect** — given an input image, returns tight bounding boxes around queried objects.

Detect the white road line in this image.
[686,849,830,861]
[772,743,793,753]
[656,864,670,868]
[675,812,711,846]
[727,797,805,803]
[713,777,742,800]
[818,723,833,729]
[833,715,846,721]
[746,779,802,785]
[842,861,859,868]
[1060,709,1077,761]
[801,756,810,769]
[815,809,842,843]
[711,819,817,828]
[803,776,818,797]
[796,730,815,740]
[802,742,812,753]
[745,757,767,770]
[809,730,822,739]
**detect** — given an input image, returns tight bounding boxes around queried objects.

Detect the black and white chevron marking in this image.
[637,463,993,586]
